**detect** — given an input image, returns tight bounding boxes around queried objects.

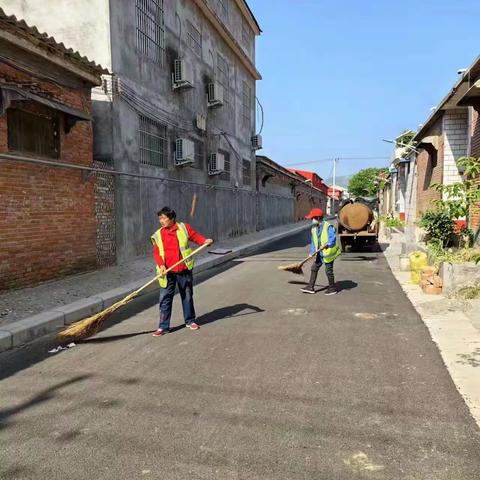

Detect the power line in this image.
[285,156,390,167]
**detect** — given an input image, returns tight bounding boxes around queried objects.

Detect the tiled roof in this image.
[0,7,107,76]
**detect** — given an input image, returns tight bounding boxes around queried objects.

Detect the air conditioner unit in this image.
[175,138,195,166]
[172,59,194,89]
[208,152,225,175]
[251,134,262,150]
[196,114,207,131]
[207,82,224,107]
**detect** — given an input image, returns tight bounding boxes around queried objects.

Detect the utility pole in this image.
[332,158,337,216]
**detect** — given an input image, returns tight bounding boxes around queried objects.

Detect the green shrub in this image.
[379,216,405,228]
[419,209,455,247]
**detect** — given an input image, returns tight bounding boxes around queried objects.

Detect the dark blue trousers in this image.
[159,270,196,330]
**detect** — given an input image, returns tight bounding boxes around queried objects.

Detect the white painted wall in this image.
[1,0,112,70]
[442,109,468,197]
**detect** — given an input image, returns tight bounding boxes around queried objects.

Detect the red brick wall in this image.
[469,109,480,232]
[295,185,327,221]
[416,140,444,217]
[0,63,97,290]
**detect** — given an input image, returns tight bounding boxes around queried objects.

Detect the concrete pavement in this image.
[1,231,480,479]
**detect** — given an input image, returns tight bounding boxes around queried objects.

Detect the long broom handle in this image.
[298,244,327,267]
[115,242,211,304]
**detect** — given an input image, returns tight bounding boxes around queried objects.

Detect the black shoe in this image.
[324,287,338,295]
[301,286,316,294]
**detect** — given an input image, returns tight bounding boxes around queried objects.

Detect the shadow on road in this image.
[0,375,90,430]
[0,259,244,381]
[82,331,155,344]
[340,255,379,262]
[196,304,265,326]
[337,280,358,291]
[287,280,357,292]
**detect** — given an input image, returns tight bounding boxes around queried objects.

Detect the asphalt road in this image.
[1,231,480,479]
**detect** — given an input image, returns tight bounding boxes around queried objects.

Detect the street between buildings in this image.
[1,231,479,480]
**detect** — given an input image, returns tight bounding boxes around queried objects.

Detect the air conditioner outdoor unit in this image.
[207,82,224,107]
[251,134,262,150]
[208,152,225,175]
[196,114,207,131]
[172,59,194,89]
[175,138,195,166]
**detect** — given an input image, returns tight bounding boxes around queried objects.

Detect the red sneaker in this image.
[186,322,199,331]
[152,329,169,337]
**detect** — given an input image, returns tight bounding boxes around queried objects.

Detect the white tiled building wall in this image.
[442,109,468,197]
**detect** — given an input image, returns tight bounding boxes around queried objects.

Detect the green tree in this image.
[348,167,388,197]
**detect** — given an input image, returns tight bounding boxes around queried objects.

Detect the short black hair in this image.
[157,206,176,220]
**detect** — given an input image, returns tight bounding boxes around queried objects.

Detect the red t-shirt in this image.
[153,222,206,273]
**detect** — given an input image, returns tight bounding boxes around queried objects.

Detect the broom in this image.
[58,243,211,340]
[277,245,326,275]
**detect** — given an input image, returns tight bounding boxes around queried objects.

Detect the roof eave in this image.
[0,29,104,85]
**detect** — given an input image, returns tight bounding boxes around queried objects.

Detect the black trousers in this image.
[307,253,335,288]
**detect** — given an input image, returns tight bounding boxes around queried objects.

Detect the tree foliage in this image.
[347,167,388,197]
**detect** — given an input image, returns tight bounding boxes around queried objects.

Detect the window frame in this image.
[135,0,165,64]
[186,19,202,58]
[241,18,251,53]
[193,138,205,169]
[7,107,60,159]
[138,114,168,168]
[242,80,252,128]
[242,158,251,186]
[216,53,230,106]
[218,149,231,181]
[218,0,229,21]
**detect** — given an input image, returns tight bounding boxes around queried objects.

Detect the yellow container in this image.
[409,251,428,284]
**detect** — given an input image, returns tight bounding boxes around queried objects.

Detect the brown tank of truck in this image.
[338,201,378,252]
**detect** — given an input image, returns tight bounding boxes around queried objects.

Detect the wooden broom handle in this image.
[158,242,211,277]
[299,244,328,267]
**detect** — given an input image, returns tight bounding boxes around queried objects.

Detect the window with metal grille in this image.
[193,139,205,169]
[187,20,202,57]
[139,115,167,168]
[242,81,251,128]
[241,18,251,52]
[218,0,228,20]
[219,149,231,181]
[7,108,59,158]
[242,159,251,186]
[135,0,165,64]
[217,54,229,106]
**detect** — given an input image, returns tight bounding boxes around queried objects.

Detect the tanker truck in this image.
[337,199,378,252]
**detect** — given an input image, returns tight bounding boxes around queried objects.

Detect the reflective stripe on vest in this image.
[312,221,341,264]
[151,222,194,288]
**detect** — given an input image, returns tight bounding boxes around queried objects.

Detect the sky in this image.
[249,0,480,181]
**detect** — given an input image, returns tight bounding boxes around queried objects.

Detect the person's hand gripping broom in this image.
[277,244,328,275]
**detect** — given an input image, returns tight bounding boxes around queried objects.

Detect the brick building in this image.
[256,156,327,222]
[0,9,106,289]
[388,56,480,244]
[287,168,329,194]
[3,0,264,262]
[413,117,444,218]
[469,109,480,234]
[457,65,480,239]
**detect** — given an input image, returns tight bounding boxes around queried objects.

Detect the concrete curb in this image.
[0,223,309,353]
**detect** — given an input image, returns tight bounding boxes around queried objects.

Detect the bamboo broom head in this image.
[277,263,304,275]
[57,299,127,339]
